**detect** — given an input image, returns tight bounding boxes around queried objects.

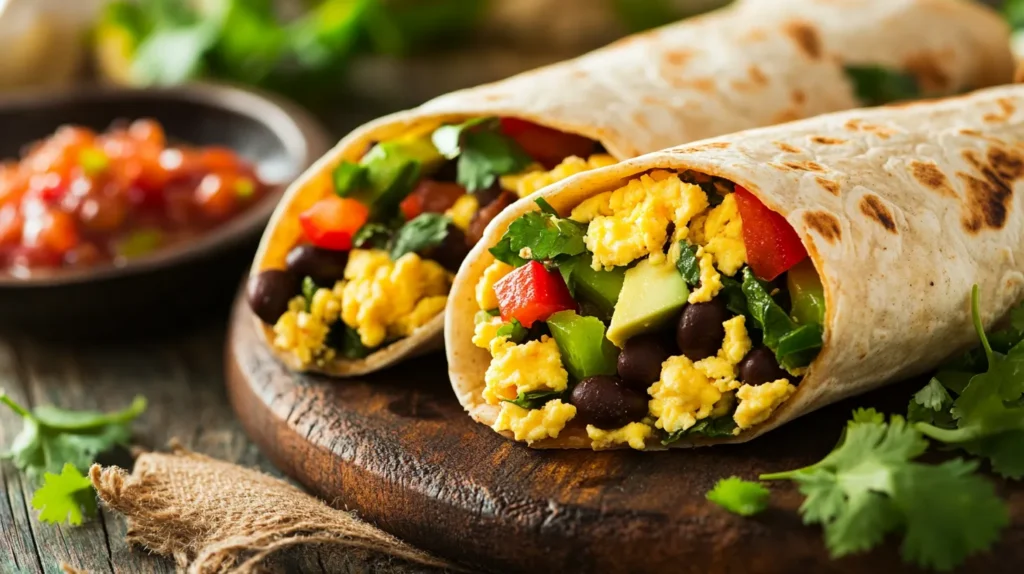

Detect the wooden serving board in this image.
[225,293,1023,574]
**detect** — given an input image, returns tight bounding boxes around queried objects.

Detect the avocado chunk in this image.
[787,259,825,326]
[563,254,625,319]
[546,310,619,381]
[606,257,690,347]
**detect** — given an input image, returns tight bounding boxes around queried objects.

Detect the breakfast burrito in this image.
[447,84,1024,449]
[246,0,1011,376]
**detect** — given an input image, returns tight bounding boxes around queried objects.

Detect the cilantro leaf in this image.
[675,242,700,286]
[761,410,1007,570]
[844,65,921,106]
[706,477,770,516]
[496,319,528,344]
[504,390,563,410]
[534,197,558,217]
[489,200,587,267]
[352,222,393,249]
[327,323,374,360]
[301,276,317,307]
[916,286,1024,478]
[31,463,96,526]
[432,118,532,192]
[389,213,450,260]
[741,267,821,371]
[907,378,955,429]
[1,394,146,478]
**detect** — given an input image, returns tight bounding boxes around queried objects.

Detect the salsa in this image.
[0,119,269,277]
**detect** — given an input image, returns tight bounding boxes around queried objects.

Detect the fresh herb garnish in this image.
[761,408,1007,570]
[907,378,956,430]
[489,199,587,267]
[914,286,1024,479]
[535,197,559,216]
[706,477,770,517]
[389,213,451,260]
[675,242,701,286]
[844,65,921,106]
[31,464,97,526]
[1,393,146,478]
[663,416,737,444]
[301,276,317,307]
[496,319,528,344]
[503,390,563,410]
[352,222,393,249]
[741,267,821,371]
[432,118,532,192]
[328,324,374,360]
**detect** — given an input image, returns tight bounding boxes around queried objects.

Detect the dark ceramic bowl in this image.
[0,83,331,339]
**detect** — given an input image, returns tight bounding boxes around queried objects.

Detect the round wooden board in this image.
[225,293,1024,574]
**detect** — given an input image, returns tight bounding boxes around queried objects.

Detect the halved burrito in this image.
[246,0,1012,376]
[447,84,1024,449]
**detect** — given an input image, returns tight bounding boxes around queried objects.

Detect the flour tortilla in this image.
[251,0,1012,376]
[447,84,1024,448]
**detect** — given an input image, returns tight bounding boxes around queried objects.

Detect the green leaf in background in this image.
[1006,0,1024,30]
[844,65,921,106]
[287,0,372,70]
[610,0,679,32]
[31,464,97,526]
[706,477,770,517]
[130,21,219,85]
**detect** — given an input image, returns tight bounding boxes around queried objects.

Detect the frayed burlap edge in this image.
[90,440,453,574]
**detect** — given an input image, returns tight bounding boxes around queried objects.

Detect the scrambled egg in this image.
[446,194,479,231]
[572,173,709,270]
[692,315,752,392]
[483,336,569,404]
[472,315,504,349]
[341,250,450,347]
[272,283,345,367]
[587,422,652,450]
[648,355,722,433]
[493,399,577,444]
[476,260,513,310]
[700,193,746,276]
[500,154,617,198]
[688,247,723,303]
[734,379,795,429]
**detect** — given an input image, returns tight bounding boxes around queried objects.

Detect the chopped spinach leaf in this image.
[844,65,921,106]
[504,390,563,410]
[390,213,450,260]
[663,416,737,445]
[328,324,374,360]
[675,242,701,286]
[496,319,528,343]
[489,199,587,267]
[720,275,750,320]
[742,267,821,371]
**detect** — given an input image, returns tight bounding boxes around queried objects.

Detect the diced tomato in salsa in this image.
[299,196,370,251]
[500,118,597,169]
[733,185,807,281]
[493,260,577,328]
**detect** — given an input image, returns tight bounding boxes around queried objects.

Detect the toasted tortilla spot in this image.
[810,136,845,145]
[783,20,822,59]
[792,89,806,106]
[775,142,802,153]
[781,160,826,172]
[844,118,896,139]
[815,176,840,196]
[904,52,950,91]
[803,211,842,243]
[859,195,897,233]
[681,142,731,153]
[910,161,956,198]
[633,113,650,129]
[664,50,694,67]
[983,98,1015,123]
[773,108,802,124]
[957,146,1023,233]
[743,27,768,43]
[642,95,666,106]
[670,77,716,92]
[748,65,768,86]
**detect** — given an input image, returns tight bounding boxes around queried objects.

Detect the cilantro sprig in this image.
[844,65,921,106]
[503,390,563,410]
[706,477,770,517]
[489,199,587,267]
[913,286,1024,479]
[432,118,532,192]
[761,408,1007,570]
[1,393,146,526]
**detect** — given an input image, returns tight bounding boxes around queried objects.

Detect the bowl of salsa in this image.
[0,83,330,337]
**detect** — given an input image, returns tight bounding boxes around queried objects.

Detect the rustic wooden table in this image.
[0,314,301,574]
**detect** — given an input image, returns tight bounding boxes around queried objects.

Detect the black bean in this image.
[285,244,349,286]
[424,224,470,273]
[738,346,792,386]
[467,190,516,245]
[570,375,649,429]
[472,184,504,209]
[676,299,729,361]
[617,334,671,390]
[247,269,300,324]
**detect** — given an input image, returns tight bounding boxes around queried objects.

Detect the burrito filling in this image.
[473,171,825,448]
[248,118,606,367]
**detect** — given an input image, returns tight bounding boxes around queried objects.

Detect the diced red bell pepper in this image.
[733,185,807,281]
[299,196,369,251]
[500,118,597,169]
[399,180,466,221]
[493,260,577,328]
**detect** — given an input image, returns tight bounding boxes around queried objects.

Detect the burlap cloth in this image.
[88,441,454,574]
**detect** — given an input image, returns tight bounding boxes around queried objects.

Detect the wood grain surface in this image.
[0,322,403,574]
[226,293,1024,574]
